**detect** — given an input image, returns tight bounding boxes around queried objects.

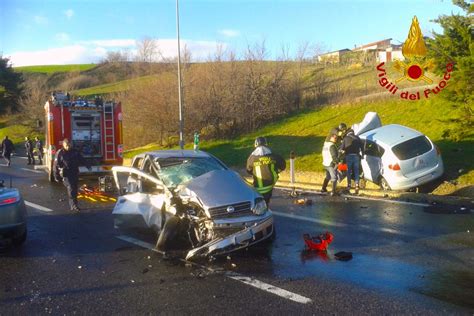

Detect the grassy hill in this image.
[124,96,474,188]
[15,64,97,74]
[72,75,159,97]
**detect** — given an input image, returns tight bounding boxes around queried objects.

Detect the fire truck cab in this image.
[44,92,123,181]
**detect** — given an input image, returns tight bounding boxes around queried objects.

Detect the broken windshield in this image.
[155,157,226,188]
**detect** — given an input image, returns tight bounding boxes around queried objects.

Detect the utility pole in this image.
[176,0,184,149]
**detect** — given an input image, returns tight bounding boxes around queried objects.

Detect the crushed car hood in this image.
[353,112,382,136]
[178,170,257,209]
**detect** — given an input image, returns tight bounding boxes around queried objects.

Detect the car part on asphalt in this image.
[303,232,333,251]
[334,251,353,261]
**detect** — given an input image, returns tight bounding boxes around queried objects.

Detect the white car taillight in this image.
[388,163,401,171]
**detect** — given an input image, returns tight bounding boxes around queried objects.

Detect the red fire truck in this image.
[43,92,123,181]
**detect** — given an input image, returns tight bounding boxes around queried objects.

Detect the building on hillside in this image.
[353,38,393,52]
[316,49,351,64]
[316,38,405,64]
[353,38,404,63]
[377,44,404,63]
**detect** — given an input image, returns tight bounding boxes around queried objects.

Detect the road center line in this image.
[115,235,312,304]
[277,187,431,207]
[272,211,422,238]
[25,201,54,212]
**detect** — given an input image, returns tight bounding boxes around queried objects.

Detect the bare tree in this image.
[19,76,49,122]
[135,37,159,63]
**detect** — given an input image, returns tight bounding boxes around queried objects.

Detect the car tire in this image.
[156,216,180,251]
[380,177,391,191]
[13,230,27,246]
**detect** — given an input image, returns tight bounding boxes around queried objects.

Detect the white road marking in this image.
[277,187,431,207]
[25,201,54,212]
[273,211,347,228]
[226,273,312,304]
[272,211,422,238]
[116,235,312,304]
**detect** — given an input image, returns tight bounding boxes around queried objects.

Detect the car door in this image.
[361,140,384,182]
[112,165,167,230]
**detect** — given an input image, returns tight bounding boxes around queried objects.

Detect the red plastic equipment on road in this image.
[303,232,334,251]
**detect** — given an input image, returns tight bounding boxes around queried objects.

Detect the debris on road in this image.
[78,185,117,203]
[303,232,333,251]
[334,251,353,261]
[295,198,313,206]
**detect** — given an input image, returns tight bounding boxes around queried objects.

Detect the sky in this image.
[1,0,464,67]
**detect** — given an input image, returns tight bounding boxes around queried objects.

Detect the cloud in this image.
[7,45,91,67]
[55,33,70,42]
[6,39,225,66]
[84,39,136,48]
[218,29,240,38]
[34,15,48,25]
[64,9,74,19]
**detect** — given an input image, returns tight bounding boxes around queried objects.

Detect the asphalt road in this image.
[1,157,473,315]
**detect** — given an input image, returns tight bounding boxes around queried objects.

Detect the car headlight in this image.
[252,198,268,215]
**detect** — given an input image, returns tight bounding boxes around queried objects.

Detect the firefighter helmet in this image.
[254,136,267,147]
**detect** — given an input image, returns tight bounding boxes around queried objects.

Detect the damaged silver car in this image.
[112,150,274,260]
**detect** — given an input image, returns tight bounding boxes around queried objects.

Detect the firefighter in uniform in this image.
[246,137,286,206]
[321,133,340,196]
[24,137,35,165]
[34,137,44,165]
[54,139,91,212]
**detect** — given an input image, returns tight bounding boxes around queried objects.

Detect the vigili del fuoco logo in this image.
[376,16,454,100]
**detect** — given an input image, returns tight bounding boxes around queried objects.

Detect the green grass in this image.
[0,117,43,146]
[124,97,474,184]
[73,75,159,97]
[14,64,96,74]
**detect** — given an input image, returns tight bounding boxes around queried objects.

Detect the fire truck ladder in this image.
[103,103,116,161]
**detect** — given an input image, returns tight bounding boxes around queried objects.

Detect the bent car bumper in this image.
[185,215,274,260]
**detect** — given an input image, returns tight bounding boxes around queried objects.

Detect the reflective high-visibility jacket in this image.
[322,141,338,167]
[246,146,286,194]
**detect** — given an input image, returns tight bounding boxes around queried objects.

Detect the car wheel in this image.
[13,230,27,246]
[156,216,180,251]
[380,177,391,191]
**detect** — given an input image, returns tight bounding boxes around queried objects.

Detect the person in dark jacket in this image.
[1,136,15,166]
[321,134,339,196]
[24,137,35,165]
[34,137,44,165]
[246,137,286,206]
[340,128,363,194]
[54,139,91,212]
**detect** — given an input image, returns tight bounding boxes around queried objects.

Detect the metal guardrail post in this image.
[289,151,297,197]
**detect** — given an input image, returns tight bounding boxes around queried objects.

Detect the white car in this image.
[354,113,444,191]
